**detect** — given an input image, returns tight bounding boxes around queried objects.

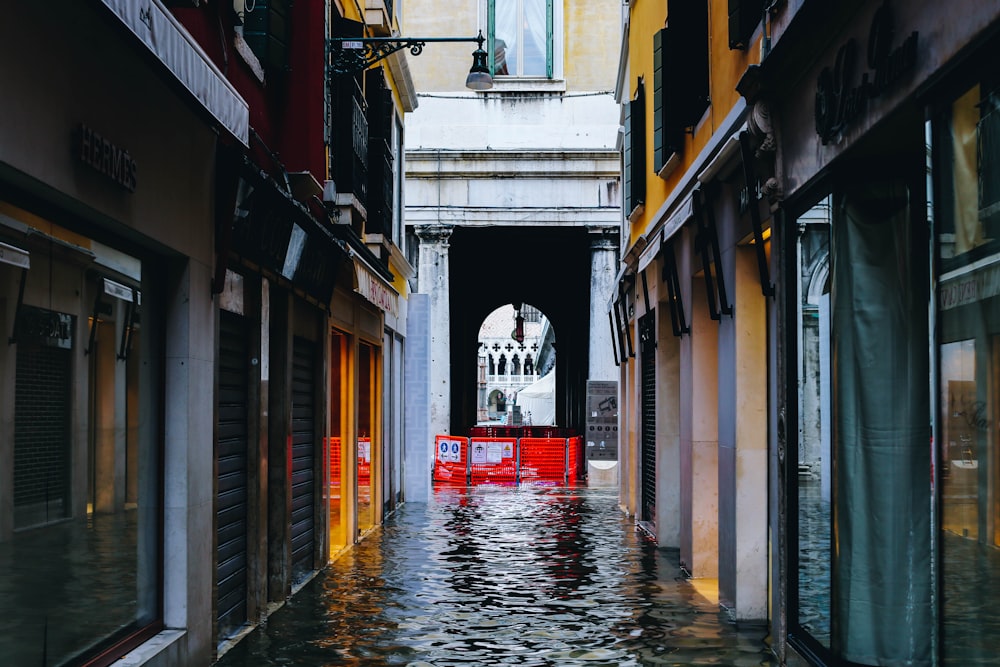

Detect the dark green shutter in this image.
[653,29,665,172]
[623,101,632,214]
[631,83,646,212]
[546,0,554,78]
[728,0,763,50]
[488,0,496,76]
[243,0,291,73]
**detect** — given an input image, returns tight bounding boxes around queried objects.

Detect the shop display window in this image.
[0,204,160,665]
[933,77,1000,667]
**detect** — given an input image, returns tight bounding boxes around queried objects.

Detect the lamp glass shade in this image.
[465,45,493,90]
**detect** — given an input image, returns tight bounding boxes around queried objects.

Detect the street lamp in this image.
[327,31,493,90]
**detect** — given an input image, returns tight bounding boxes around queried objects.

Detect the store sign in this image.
[0,241,30,269]
[354,262,398,317]
[76,124,138,192]
[940,261,1000,311]
[814,1,918,144]
[17,306,73,349]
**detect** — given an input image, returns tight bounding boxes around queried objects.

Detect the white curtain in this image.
[494,0,517,75]
[522,0,547,75]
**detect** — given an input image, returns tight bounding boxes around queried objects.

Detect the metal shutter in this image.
[290,337,317,575]
[640,313,656,524]
[216,311,250,638]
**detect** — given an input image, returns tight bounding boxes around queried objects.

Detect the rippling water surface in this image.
[216,486,777,666]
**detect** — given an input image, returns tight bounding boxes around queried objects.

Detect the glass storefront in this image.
[0,202,160,665]
[330,330,349,555]
[790,155,932,664]
[932,75,1000,667]
[357,341,376,534]
[794,197,832,652]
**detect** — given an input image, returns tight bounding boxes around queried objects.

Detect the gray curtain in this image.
[831,179,932,665]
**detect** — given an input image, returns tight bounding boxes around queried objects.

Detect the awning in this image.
[98,0,249,146]
[353,253,399,317]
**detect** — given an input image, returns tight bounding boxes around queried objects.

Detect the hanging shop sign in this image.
[76,124,138,192]
[17,305,73,349]
[814,1,918,144]
[354,260,398,317]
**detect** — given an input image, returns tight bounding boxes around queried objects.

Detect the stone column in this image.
[717,246,768,621]
[416,224,453,437]
[588,228,619,381]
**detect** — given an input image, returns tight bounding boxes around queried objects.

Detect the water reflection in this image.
[216,487,776,667]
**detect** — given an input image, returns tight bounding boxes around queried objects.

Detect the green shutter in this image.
[623,101,632,213]
[632,83,646,209]
[488,0,496,76]
[653,29,665,172]
[546,0,554,78]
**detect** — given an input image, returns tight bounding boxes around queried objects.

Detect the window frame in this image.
[486,0,555,80]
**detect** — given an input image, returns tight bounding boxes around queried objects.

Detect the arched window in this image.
[498,354,507,375]
[488,354,496,375]
[512,354,521,375]
[524,355,534,375]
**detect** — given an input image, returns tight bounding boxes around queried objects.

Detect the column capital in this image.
[415,224,454,244]
[588,226,619,251]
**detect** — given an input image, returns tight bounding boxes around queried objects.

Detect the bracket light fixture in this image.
[327,31,492,90]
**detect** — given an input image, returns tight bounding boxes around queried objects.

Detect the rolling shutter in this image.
[290,337,317,576]
[216,311,250,638]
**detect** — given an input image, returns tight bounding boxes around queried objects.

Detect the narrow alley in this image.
[215,487,777,667]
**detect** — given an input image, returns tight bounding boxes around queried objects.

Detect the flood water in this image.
[216,486,777,667]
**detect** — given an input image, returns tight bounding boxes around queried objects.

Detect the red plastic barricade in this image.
[519,438,568,484]
[567,436,583,483]
[469,438,518,485]
[433,435,468,485]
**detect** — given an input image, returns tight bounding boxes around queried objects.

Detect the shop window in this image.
[357,341,377,534]
[329,330,349,555]
[0,208,160,666]
[488,0,554,78]
[790,175,932,663]
[932,78,1000,667]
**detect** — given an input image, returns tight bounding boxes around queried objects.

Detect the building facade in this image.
[617,0,1000,665]
[615,0,771,627]
[402,0,623,478]
[0,1,415,665]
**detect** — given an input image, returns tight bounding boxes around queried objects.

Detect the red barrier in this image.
[358,437,371,485]
[567,436,583,482]
[433,435,468,485]
[519,438,568,485]
[469,438,518,485]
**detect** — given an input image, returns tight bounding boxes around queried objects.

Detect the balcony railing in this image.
[486,374,538,387]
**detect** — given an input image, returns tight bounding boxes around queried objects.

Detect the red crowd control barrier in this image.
[433,435,469,485]
[329,437,342,482]
[469,438,518,486]
[567,436,583,483]
[519,438,569,485]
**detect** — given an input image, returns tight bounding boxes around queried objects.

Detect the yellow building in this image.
[614,0,775,628]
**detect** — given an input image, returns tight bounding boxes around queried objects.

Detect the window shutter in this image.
[546,0,554,79]
[631,82,646,210]
[243,0,292,73]
[623,101,633,213]
[728,0,763,50]
[653,29,665,172]
[487,0,497,76]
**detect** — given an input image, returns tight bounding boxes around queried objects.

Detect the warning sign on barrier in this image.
[434,435,468,485]
[469,437,518,485]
